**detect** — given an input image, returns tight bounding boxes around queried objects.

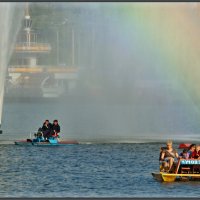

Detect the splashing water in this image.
[0,3,23,127]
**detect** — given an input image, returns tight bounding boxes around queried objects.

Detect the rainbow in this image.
[87,2,200,137]
[102,3,200,106]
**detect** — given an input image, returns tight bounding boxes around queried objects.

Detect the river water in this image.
[1,100,200,197]
[1,99,200,143]
[0,142,200,197]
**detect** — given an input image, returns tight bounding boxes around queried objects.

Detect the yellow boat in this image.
[152,159,200,182]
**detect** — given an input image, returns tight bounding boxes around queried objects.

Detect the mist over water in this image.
[1,3,200,142]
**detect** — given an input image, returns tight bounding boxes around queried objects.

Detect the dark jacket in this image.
[52,124,60,133]
[42,123,52,132]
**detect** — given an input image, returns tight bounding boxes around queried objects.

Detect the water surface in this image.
[0,143,200,197]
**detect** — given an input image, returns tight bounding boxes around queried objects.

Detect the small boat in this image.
[14,132,79,146]
[152,144,200,182]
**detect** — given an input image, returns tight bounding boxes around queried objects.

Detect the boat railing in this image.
[175,158,200,174]
[15,42,51,48]
[15,42,51,52]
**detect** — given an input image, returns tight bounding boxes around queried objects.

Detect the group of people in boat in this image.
[159,140,200,173]
[37,119,60,140]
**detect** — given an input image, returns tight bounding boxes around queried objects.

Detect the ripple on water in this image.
[0,143,199,197]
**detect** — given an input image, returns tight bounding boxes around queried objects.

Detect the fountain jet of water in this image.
[0,3,23,132]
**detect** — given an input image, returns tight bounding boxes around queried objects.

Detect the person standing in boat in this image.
[51,119,60,138]
[160,140,179,172]
[41,119,52,139]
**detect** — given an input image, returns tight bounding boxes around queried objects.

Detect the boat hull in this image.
[14,139,79,146]
[152,172,200,182]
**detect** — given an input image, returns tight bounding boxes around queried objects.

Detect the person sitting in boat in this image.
[159,146,167,172]
[190,145,200,159]
[187,144,196,158]
[40,119,52,139]
[179,149,189,159]
[51,119,60,138]
[33,131,45,142]
[160,140,179,173]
